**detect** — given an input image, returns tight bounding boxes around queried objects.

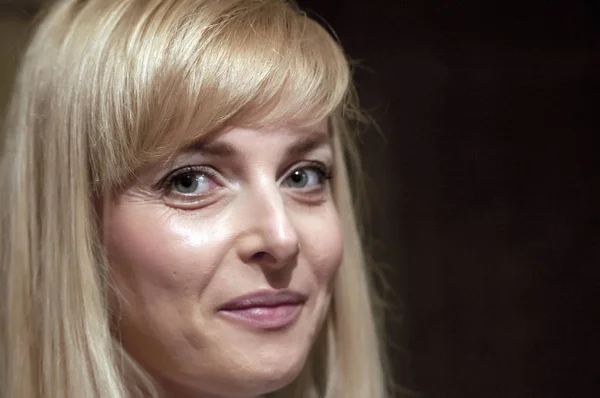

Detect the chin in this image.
[188,351,308,398]
[233,336,311,391]
[164,327,314,397]
[239,358,306,395]
[211,303,326,394]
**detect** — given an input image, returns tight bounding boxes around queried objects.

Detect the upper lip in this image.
[219,289,308,311]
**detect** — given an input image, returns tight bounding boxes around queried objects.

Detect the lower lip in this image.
[219,304,303,330]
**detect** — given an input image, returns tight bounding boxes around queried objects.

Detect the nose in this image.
[235,186,300,271]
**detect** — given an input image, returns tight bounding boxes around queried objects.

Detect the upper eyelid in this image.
[157,159,332,186]
[294,162,328,175]
[283,159,331,174]
[279,161,332,187]
[156,165,221,189]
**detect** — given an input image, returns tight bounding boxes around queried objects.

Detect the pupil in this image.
[291,170,306,185]
[181,175,193,187]
[174,173,199,193]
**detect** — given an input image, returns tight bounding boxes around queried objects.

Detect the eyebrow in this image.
[183,130,331,158]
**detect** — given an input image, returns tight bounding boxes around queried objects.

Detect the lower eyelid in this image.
[162,187,227,209]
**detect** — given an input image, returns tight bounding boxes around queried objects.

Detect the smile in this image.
[218,290,307,330]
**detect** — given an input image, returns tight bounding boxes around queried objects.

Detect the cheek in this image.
[298,205,344,285]
[102,201,225,308]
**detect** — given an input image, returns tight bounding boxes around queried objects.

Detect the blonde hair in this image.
[0,0,389,397]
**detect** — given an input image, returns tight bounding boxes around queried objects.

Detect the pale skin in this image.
[102,122,343,398]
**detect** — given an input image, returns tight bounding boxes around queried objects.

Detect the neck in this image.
[149,375,257,398]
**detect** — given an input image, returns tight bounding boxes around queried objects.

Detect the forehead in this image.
[181,122,331,157]
[218,121,328,142]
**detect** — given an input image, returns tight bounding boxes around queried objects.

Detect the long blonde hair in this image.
[0,0,389,397]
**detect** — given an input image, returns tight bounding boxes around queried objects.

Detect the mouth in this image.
[218,289,308,330]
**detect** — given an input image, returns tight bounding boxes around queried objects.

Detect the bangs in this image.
[77,0,351,189]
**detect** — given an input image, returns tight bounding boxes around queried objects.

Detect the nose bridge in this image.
[240,180,299,261]
[257,184,298,247]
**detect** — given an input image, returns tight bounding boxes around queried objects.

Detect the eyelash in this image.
[157,161,333,195]
[291,161,333,185]
[157,165,219,193]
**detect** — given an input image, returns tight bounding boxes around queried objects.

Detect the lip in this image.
[218,289,308,330]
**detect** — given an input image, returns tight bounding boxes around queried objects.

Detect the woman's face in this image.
[103,123,343,397]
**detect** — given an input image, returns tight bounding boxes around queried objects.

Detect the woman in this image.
[0,0,389,397]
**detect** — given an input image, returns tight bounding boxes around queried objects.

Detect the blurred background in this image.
[1,0,598,397]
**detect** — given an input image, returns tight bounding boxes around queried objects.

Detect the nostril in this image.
[252,252,267,261]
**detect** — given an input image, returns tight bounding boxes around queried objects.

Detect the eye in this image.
[282,163,331,190]
[161,166,220,197]
[172,173,213,194]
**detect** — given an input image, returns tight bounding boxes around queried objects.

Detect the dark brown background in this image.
[296,1,599,397]
[2,1,599,397]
